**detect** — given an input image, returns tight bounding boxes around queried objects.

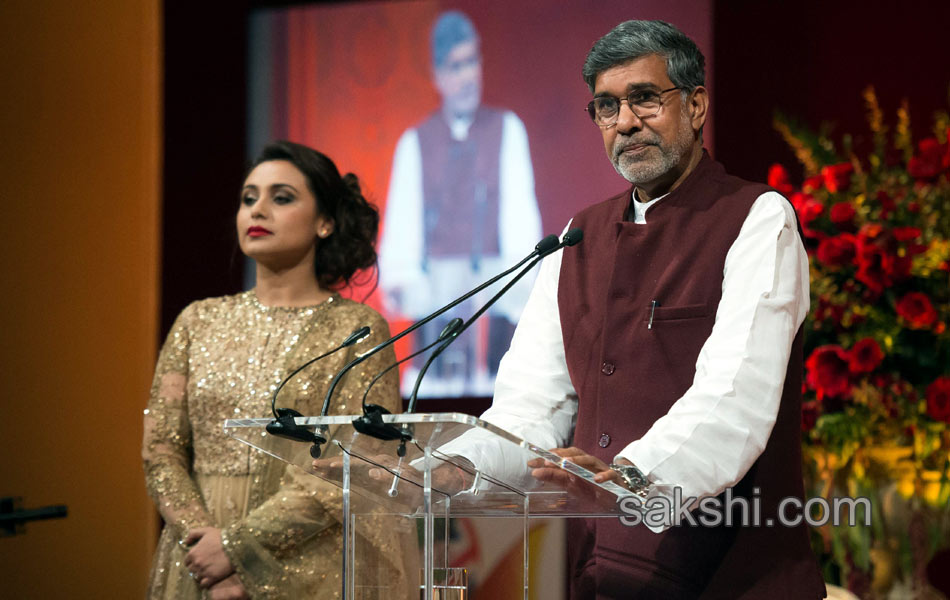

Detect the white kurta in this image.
[445,190,809,531]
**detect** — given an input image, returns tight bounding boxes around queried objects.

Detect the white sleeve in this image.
[495,112,544,321]
[617,192,809,505]
[378,128,428,316]
[436,222,578,480]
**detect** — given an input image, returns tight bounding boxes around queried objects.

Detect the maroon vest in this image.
[417,107,504,267]
[558,153,825,599]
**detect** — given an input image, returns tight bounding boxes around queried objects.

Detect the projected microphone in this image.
[307,234,560,457]
[406,228,584,413]
[265,326,371,444]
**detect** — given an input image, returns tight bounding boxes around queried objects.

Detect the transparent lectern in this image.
[224,413,631,599]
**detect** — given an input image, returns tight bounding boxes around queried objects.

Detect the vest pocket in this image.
[641,303,711,323]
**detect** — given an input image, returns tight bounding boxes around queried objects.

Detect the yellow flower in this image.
[893,460,917,499]
[865,444,914,470]
[883,335,894,351]
[895,99,912,161]
[773,118,819,176]
[919,469,948,506]
[863,86,887,150]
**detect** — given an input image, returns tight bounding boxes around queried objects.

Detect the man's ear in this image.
[688,86,709,133]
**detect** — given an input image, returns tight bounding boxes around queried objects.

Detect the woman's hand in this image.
[183,527,234,588]
[208,573,250,600]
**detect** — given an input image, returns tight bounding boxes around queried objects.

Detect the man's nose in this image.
[615,101,644,134]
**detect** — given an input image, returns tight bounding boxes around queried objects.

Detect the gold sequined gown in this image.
[143,291,409,599]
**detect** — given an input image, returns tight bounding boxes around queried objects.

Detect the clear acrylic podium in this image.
[224,413,631,599]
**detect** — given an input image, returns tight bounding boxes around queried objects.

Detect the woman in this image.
[143,141,404,599]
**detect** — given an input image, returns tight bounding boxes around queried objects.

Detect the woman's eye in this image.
[241,195,257,206]
[274,194,294,205]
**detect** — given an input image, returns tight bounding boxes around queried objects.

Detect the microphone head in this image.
[535,234,560,256]
[439,317,464,340]
[342,326,371,347]
[562,228,584,246]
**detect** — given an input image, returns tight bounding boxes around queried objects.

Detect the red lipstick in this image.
[247,226,272,238]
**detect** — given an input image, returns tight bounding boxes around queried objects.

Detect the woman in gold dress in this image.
[143,141,404,599]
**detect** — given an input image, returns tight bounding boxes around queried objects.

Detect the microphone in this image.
[265,326,371,445]
[406,228,584,412]
[351,318,464,448]
[307,234,562,456]
[360,318,463,414]
[559,227,584,250]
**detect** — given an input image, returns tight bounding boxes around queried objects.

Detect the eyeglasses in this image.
[586,86,682,128]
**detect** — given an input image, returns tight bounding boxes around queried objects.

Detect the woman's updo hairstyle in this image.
[249,140,380,290]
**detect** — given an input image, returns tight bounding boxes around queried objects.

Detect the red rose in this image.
[829,202,856,227]
[767,164,795,195]
[926,377,950,424]
[855,245,889,294]
[805,345,851,399]
[848,338,883,374]
[791,192,824,237]
[802,176,823,193]
[883,253,913,281]
[814,297,845,323]
[908,137,950,180]
[876,191,896,218]
[895,292,938,329]
[816,234,857,268]
[892,226,926,256]
[821,162,854,193]
[893,226,921,242]
[859,223,884,240]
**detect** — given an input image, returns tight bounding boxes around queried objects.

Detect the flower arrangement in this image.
[772,87,950,597]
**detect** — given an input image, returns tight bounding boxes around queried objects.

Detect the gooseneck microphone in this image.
[305,235,560,457]
[406,228,584,412]
[360,318,463,414]
[265,326,371,445]
[351,318,464,448]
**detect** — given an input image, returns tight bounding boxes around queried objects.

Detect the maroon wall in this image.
[713,0,950,183]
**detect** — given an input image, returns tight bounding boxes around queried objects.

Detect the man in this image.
[379,10,542,396]
[460,20,826,598]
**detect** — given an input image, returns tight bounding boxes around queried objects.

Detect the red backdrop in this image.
[255,0,714,315]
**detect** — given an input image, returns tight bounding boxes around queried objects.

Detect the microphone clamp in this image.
[265,408,329,458]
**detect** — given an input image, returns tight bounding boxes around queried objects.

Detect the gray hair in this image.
[431,11,480,69]
[582,20,705,94]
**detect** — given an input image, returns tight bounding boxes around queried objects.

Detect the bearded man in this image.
[464,19,826,599]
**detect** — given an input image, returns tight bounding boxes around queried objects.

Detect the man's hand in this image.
[183,527,235,589]
[208,573,250,600]
[527,447,632,488]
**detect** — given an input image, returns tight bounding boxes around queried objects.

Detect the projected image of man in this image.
[379,11,543,397]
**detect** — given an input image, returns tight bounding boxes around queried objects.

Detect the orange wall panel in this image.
[0,0,161,597]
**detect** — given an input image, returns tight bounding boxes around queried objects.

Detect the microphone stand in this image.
[265,326,370,445]
[352,318,463,453]
[407,229,583,413]
[308,235,560,458]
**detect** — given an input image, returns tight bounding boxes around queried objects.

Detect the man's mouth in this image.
[616,142,654,159]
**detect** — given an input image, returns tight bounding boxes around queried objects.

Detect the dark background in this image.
[163,0,950,414]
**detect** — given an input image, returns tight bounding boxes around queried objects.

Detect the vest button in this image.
[598,433,611,448]
[601,362,615,375]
